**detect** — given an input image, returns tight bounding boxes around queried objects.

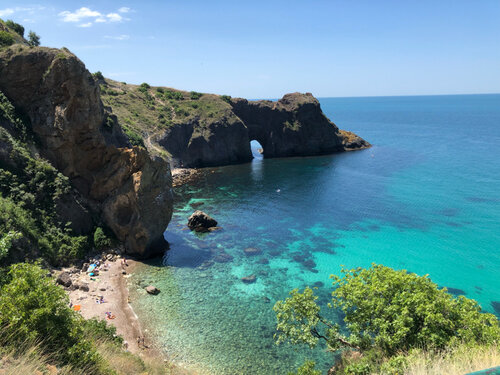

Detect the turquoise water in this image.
[129,94,500,374]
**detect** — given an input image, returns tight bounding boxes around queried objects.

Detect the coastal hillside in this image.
[0,44,173,258]
[99,79,370,168]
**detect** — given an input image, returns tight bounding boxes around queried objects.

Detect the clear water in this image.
[128,94,500,374]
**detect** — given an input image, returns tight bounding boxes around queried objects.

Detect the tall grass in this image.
[402,344,500,375]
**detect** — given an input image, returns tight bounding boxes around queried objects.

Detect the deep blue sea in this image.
[129,94,500,374]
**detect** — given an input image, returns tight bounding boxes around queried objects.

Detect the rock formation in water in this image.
[0,46,173,257]
[159,92,370,168]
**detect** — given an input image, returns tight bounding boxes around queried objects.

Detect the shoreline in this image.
[62,255,197,374]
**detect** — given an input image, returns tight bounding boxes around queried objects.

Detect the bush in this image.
[164,90,183,100]
[138,82,150,93]
[190,91,203,100]
[0,263,105,371]
[0,31,14,47]
[274,264,500,373]
[93,227,111,250]
[221,95,232,103]
[156,87,164,94]
[27,30,40,47]
[93,71,104,81]
[5,20,24,37]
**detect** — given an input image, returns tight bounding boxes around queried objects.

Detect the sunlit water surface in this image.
[128,94,500,374]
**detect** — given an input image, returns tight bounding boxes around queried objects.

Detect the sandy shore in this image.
[63,257,198,374]
[66,258,154,355]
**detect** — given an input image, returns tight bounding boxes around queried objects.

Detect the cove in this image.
[128,94,500,374]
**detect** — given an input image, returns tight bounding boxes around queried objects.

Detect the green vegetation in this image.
[220,95,232,103]
[190,91,203,100]
[0,263,172,374]
[0,30,14,47]
[274,264,500,374]
[0,91,91,265]
[98,78,235,158]
[5,20,24,37]
[93,227,112,250]
[27,30,40,46]
[93,71,104,81]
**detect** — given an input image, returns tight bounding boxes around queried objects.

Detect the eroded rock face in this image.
[158,92,369,168]
[0,46,173,257]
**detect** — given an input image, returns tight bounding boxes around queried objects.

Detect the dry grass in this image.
[0,345,87,375]
[97,341,172,375]
[403,344,500,375]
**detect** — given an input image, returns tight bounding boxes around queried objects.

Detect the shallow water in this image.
[129,94,500,374]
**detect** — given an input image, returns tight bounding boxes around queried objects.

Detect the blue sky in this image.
[1,1,499,98]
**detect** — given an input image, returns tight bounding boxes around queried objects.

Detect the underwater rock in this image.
[187,210,218,231]
[244,247,262,256]
[213,251,234,263]
[257,258,269,264]
[312,281,324,288]
[241,275,257,284]
[440,286,466,296]
[146,285,160,295]
[190,201,205,209]
[491,301,500,316]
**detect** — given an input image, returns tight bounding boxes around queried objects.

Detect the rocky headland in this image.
[0,45,173,257]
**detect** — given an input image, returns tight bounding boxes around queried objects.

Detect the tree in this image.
[27,30,40,46]
[6,20,24,37]
[274,264,500,372]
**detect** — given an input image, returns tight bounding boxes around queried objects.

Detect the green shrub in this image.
[221,95,232,103]
[190,91,203,100]
[274,264,500,374]
[164,90,183,100]
[287,360,322,375]
[0,263,105,371]
[5,20,24,37]
[0,31,14,47]
[138,82,150,93]
[93,227,111,250]
[93,71,104,81]
[27,30,40,46]
[156,87,164,94]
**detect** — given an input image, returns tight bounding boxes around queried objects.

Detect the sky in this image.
[1,1,499,98]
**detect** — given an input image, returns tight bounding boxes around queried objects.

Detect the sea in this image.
[128,94,500,374]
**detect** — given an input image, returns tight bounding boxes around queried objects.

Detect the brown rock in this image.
[146,285,160,295]
[187,210,218,231]
[0,47,173,257]
[56,272,72,288]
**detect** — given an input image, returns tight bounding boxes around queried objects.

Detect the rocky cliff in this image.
[99,81,370,169]
[159,93,369,167]
[0,46,173,257]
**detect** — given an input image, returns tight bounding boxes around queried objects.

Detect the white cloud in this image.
[58,7,130,25]
[59,7,101,22]
[104,34,130,40]
[106,13,123,22]
[0,8,15,17]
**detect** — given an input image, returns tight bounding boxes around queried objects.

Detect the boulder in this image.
[76,282,90,292]
[146,285,160,295]
[244,247,261,256]
[56,272,72,288]
[241,275,257,284]
[187,210,218,231]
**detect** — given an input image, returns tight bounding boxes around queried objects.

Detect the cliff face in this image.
[0,46,173,257]
[157,92,370,168]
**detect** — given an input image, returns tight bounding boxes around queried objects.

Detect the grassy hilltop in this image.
[99,77,235,157]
